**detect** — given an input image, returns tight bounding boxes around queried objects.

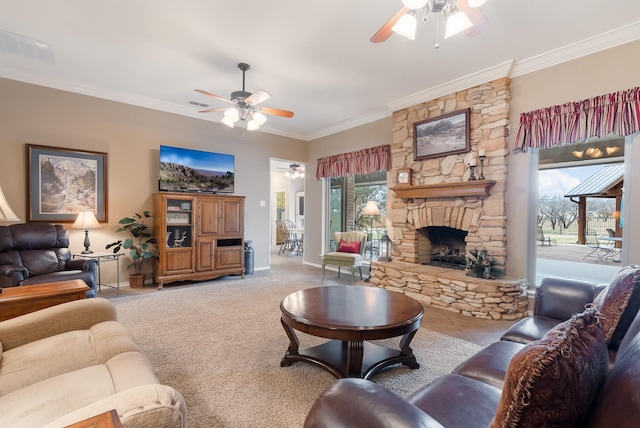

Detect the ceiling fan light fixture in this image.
[221,116,236,128]
[444,10,473,39]
[392,11,417,40]
[467,0,487,7]
[246,120,260,131]
[253,111,267,126]
[401,0,429,9]
[224,107,239,121]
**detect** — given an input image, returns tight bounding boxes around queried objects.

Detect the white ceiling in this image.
[1,0,640,141]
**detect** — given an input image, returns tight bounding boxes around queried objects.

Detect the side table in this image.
[74,252,123,296]
[65,409,122,428]
[0,279,89,322]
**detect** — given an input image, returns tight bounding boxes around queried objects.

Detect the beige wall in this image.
[0,79,307,282]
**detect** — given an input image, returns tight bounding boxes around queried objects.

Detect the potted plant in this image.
[106,211,158,288]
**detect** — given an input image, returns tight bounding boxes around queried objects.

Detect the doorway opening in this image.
[536,137,624,284]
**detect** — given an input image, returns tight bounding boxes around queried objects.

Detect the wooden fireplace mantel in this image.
[390,180,496,199]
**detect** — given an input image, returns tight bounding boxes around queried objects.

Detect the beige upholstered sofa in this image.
[0,298,186,427]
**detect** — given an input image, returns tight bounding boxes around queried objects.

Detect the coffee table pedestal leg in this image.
[280,318,420,379]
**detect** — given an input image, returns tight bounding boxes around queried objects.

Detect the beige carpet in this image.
[112,277,482,428]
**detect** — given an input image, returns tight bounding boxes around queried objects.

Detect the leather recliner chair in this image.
[0,223,98,297]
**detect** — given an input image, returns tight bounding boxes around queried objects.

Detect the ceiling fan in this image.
[370,0,489,46]
[276,163,305,179]
[195,63,294,131]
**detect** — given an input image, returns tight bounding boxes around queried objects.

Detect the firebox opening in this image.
[421,226,468,269]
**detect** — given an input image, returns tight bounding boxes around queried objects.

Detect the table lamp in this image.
[0,185,20,222]
[72,209,102,254]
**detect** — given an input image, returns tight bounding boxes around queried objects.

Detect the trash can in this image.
[244,240,254,275]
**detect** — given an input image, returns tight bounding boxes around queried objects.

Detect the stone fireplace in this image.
[369,77,528,320]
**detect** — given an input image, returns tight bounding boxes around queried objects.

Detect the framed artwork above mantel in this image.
[26,144,108,222]
[413,108,470,161]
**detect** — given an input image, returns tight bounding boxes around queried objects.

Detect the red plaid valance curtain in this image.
[315,144,391,179]
[514,86,640,151]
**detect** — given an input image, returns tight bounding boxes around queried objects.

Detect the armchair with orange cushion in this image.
[321,231,366,284]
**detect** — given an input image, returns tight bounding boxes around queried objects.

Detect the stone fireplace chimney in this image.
[368,78,528,321]
[389,78,511,272]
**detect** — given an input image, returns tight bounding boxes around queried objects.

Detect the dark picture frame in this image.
[413,108,470,161]
[27,144,108,222]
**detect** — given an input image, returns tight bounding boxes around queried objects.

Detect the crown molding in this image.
[2,20,639,142]
[511,20,640,78]
[0,64,307,141]
[385,61,515,113]
[305,107,392,141]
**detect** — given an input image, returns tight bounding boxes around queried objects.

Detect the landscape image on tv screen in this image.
[159,145,234,193]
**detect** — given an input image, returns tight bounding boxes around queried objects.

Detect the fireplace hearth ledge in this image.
[369,260,528,320]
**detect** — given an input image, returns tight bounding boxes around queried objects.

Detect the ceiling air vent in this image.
[188,100,209,108]
[0,29,55,64]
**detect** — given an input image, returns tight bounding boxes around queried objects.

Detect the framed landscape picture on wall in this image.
[413,108,470,160]
[26,144,108,222]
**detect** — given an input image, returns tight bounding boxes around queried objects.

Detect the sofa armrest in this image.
[534,277,597,320]
[0,298,117,351]
[41,384,187,428]
[304,379,444,428]
[0,264,27,287]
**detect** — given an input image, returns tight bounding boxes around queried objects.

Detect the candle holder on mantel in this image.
[478,155,486,180]
[468,164,477,181]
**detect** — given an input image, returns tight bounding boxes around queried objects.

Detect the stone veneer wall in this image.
[368,78,529,320]
[389,77,511,269]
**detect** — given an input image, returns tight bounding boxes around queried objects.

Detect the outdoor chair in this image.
[583,229,614,262]
[322,231,367,284]
[537,226,556,246]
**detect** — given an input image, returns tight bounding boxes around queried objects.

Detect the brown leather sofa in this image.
[0,223,98,298]
[304,268,640,428]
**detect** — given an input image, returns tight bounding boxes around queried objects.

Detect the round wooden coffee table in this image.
[280,285,424,379]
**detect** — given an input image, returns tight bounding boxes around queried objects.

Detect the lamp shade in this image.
[0,185,20,222]
[362,200,380,217]
[71,210,102,230]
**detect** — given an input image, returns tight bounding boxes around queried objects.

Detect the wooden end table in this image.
[280,285,424,379]
[65,409,122,428]
[0,279,89,322]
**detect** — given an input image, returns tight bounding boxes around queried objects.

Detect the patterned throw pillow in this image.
[489,307,608,428]
[336,239,361,254]
[593,265,640,350]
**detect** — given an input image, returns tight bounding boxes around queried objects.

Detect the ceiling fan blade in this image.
[370,6,409,43]
[198,107,228,114]
[456,0,489,37]
[245,89,271,106]
[194,89,233,104]
[260,106,294,118]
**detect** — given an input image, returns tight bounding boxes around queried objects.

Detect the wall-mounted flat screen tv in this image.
[159,145,234,193]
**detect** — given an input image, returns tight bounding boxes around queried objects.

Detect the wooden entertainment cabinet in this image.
[153,192,245,288]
